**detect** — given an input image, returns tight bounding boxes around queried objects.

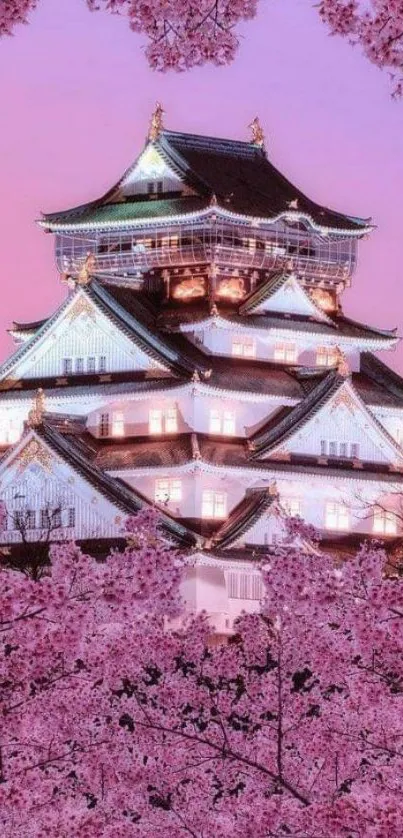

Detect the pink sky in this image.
[0,0,402,369]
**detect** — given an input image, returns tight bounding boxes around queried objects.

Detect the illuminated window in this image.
[202,490,227,519]
[325,502,349,531]
[243,237,256,251]
[231,336,256,358]
[149,409,163,435]
[99,412,110,438]
[63,357,73,375]
[274,343,297,363]
[373,509,397,536]
[282,498,302,518]
[149,407,178,435]
[165,407,178,433]
[112,412,125,437]
[316,346,337,367]
[155,478,182,504]
[209,409,236,436]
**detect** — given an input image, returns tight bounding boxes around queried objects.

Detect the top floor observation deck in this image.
[40,113,372,289]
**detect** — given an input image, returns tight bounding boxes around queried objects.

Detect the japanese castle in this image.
[1,106,402,625]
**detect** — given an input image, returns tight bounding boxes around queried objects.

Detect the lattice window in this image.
[155,478,182,504]
[98,356,107,373]
[202,491,227,519]
[75,357,84,374]
[282,498,302,518]
[274,343,297,363]
[231,336,256,358]
[227,572,264,601]
[321,441,360,459]
[67,508,76,528]
[325,502,349,531]
[209,409,236,436]
[99,412,110,438]
[316,346,338,367]
[63,357,73,375]
[373,509,397,536]
[87,357,96,373]
[112,412,125,438]
[149,407,177,434]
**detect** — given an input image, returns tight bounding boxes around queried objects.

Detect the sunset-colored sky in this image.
[0,0,402,368]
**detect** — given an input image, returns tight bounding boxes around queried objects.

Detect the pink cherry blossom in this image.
[1,509,402,836]
[1,0,402,90]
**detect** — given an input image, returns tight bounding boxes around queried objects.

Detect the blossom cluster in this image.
[1,508,402,836]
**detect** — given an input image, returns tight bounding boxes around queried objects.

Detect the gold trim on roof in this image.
[27,388,45,428]
[148,102,164,142]
[17,439,53,474]
[249,116,265,148]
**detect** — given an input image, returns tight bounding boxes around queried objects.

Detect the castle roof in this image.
[41,128,371,234]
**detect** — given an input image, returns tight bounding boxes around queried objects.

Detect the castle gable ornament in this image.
[17,439,53,474]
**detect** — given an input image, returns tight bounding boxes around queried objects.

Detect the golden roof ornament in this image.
[28,388,46,428]
[148,102,164,142]
[336,348,350,377]
[249,116,265,148]
[77,252,96,286]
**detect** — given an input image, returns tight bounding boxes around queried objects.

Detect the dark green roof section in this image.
[41,127,370,232]
[42,196,208,227]
[239,272,291,314]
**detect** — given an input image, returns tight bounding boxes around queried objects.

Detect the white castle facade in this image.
[0,107,402,627]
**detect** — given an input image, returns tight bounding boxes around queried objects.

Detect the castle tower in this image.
[0,110,402,627]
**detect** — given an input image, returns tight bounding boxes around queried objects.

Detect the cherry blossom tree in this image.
[1,0,402,89]
[1,510,402,836]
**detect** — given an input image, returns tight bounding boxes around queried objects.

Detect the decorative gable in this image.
[0,432,125,544]
[242,274,332,322]
[260,378,403,466]
[0,289,168,383]
[119,145,190,197]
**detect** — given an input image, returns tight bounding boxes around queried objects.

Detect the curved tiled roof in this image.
[41,129,370,233]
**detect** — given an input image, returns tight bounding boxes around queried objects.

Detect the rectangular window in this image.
[13,510,25,530]
[231,336,256,358]
[63,357,73,375]
[40,509,50,529]
[156,181,163,194]
[202,490,227,519]
[149,409,163,435]
[52,509,62,529]
[147,181,155,194]
[99,412,110,438]
[320,440,327,456]
[350,443,360,459]
[75,357,84,374]
[87,357,96,373]
[339,442,348,458]
[329,441,337,457]
[227,572,263,600]
[325,502,349,531]
[68,508,76,528]
[155,478,182,504]
[112,412,125,438]
[98,356,107,373]
[209,409,236,436]
[24,510,36,530]
[316,346,337,367]
[274,343,297,363]
[373,509,397,536]
[149,408,177,434]
[164,407,178,434]
[282,498,302,518]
